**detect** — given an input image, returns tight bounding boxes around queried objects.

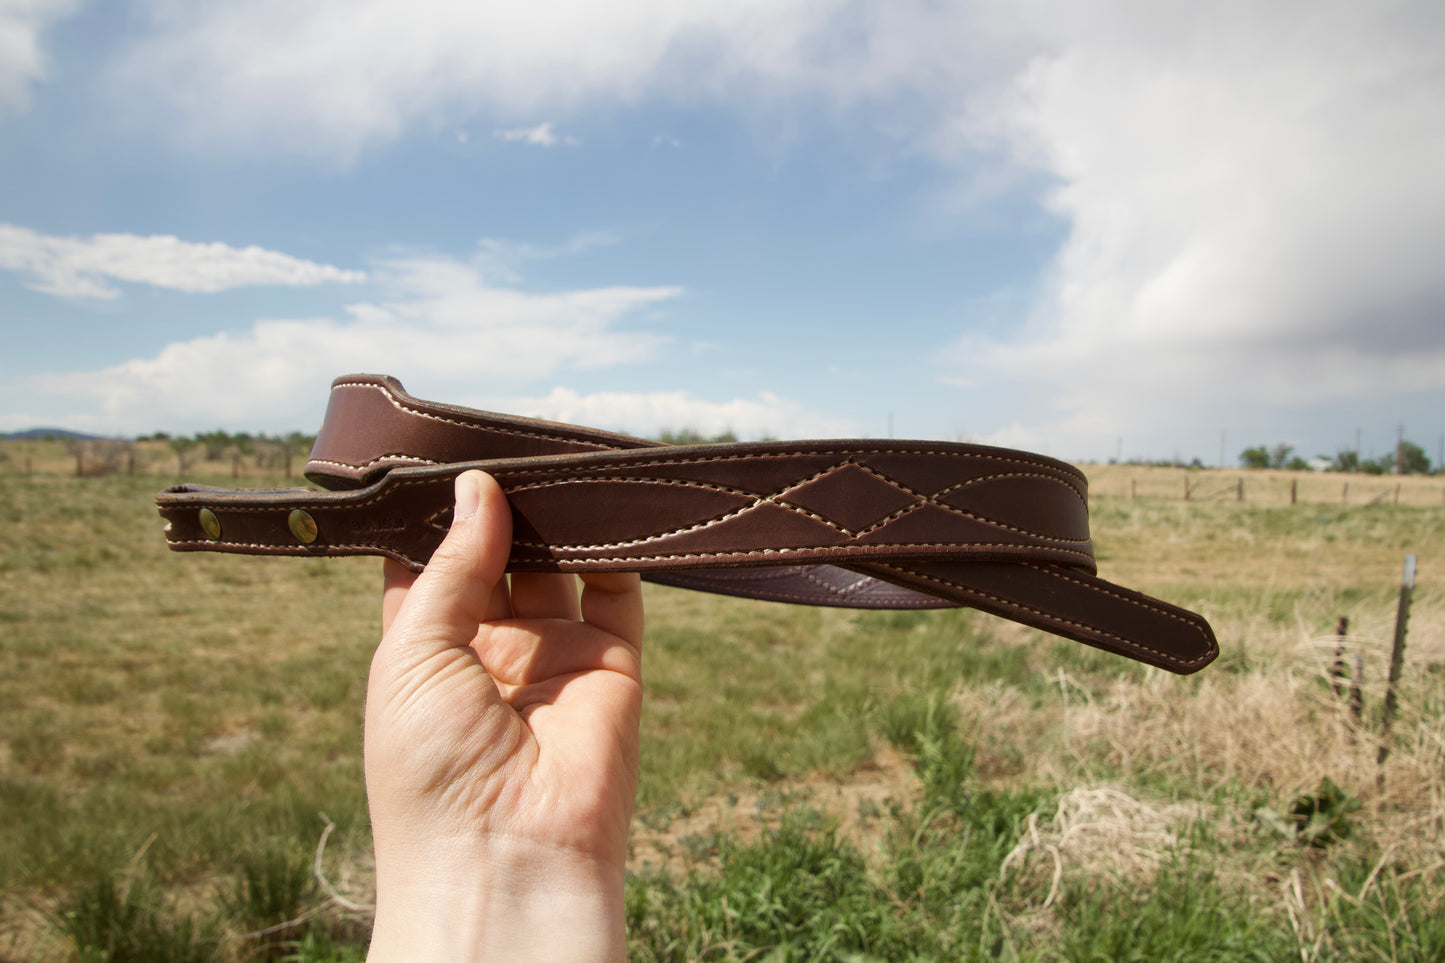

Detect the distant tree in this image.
[1269,443,1295,469]
[280,431,317,478]
[170,437,200,475]
[68,439,131,477]
[656,429,739,445]
[1332,449,1360,473]
[1399,440,1430,475]
[196,430,234,460]
[1286,456,1310,472]
[1240,446,1270,469]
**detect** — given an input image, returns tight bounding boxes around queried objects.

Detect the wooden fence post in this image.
[1330,616,1349,697]
[1377,555,1417,767]
[1350,654,1364,725]
[1290,479,1297,505]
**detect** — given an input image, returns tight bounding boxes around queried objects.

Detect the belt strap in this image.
[155,374,1218,674]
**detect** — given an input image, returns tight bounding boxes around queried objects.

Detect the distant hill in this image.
[2,428,105,441]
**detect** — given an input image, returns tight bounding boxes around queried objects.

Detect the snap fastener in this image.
[198,508,222,540]
[288,509,319,544]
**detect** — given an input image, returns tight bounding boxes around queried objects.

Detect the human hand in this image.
[363,470,644,962]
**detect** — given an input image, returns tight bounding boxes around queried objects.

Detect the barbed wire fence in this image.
[1088,466,1445,508]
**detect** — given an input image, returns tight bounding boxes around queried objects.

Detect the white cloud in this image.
[0,0,79,115]
[17,240,854,439]
[0,224,367,299]
[470,231,620,284]
[493,121,578,147]
[30,248,681,433]
[504,386,854,440]
[112,0,972,158]
[940,0,1445,457]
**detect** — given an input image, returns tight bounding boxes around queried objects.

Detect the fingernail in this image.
[453,471,481,524]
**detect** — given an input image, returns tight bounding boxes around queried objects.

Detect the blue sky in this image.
[2,0,1442,465]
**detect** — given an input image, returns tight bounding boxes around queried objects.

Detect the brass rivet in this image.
[288,509,319,544]
[198,508,222,540]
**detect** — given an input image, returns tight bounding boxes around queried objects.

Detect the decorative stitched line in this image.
[166,531,1091,568]
[492,447,1087,494]
[868,561,1216,669]
[794,567,884,596]
[522,543,1094,566]
[846,469,1089,536]
[652,570,945,608]
[333,381,623,453]
[502,467,1089,551]
[933,471,1089,507]
[307,455,439,471]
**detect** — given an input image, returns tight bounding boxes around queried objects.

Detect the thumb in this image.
[380,470,514,666]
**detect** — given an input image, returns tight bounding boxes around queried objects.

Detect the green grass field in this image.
[1,452,1442,961]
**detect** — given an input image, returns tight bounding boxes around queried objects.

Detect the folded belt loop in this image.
[155,374,1218,675]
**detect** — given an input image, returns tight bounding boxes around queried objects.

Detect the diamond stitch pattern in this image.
[777,463,923,534]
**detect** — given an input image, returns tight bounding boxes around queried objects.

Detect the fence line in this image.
[1087,466,1445,508]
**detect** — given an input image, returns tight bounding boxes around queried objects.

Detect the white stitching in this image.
[332,381,621,452]
[867,561,1216,668]
[494,447,1087,493]
[651,570,946,608]
[523,544,1095,565]
[168,533,1092,568]
[502,466,1090,551]
[307,455,439,471]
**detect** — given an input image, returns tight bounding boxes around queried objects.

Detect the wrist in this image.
[366,832,627,963]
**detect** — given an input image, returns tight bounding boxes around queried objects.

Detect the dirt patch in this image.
[628,744,919,875]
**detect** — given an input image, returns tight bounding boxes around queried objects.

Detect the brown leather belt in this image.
[154,374,1218,674]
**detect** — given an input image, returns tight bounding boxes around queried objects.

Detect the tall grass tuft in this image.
[225,843,321,954]
[50,865,217,963]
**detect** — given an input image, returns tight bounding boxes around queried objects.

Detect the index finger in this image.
[381,559,417,634]
[579,571,644,649]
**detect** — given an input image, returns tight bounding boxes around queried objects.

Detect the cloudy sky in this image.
[2,0,1442,465]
